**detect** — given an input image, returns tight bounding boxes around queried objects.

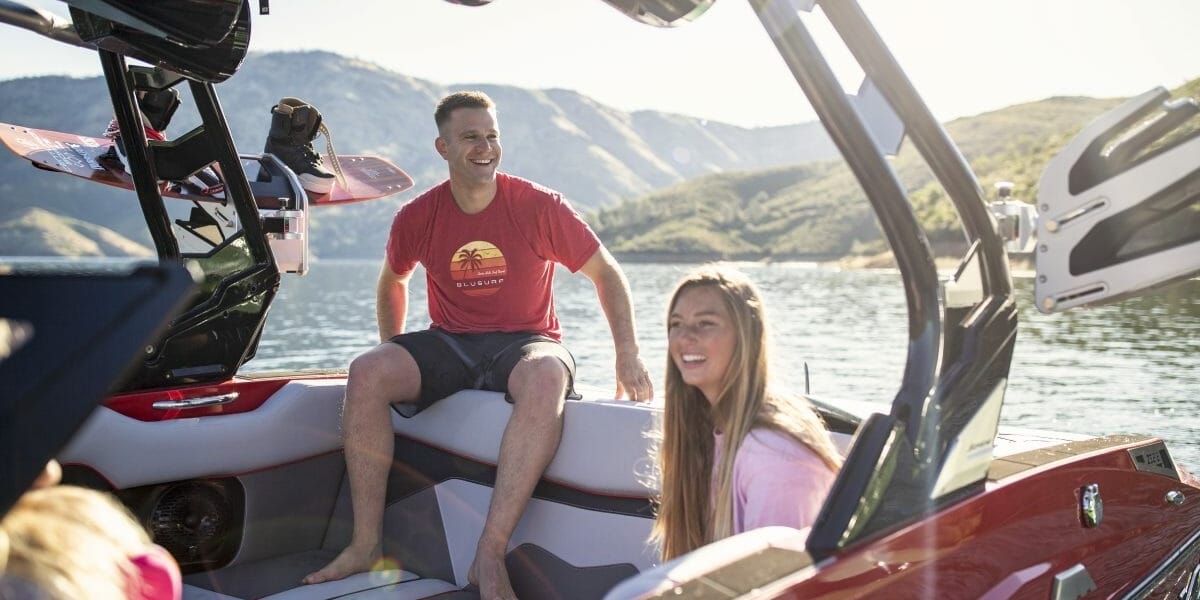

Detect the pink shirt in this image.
[386,173,600,340]
[714,428,837,534]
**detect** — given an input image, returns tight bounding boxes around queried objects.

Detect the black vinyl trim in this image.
[507,543,639,600]
[386,435,655,519]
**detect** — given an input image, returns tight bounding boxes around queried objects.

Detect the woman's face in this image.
[668,285,736,405]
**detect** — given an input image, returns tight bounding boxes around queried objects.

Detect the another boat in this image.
[1,1,1197,599]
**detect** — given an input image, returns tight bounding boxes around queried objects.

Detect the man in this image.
[302,91,652,600]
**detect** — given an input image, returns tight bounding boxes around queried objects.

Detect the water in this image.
[248,260,1200,470]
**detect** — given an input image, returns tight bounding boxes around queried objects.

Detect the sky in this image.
[0,0,1197,128]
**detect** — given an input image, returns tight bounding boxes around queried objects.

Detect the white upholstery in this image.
[603,527,812,600]
[392,390,660,497]
[433,479,657,587]
[831,430,853,457]
[61,379,345,488]
[63,379,852,495]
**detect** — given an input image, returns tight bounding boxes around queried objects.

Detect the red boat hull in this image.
[764,437,1200,598]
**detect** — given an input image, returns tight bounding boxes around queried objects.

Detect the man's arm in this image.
[577,247,653,402]
[376,259,414,342]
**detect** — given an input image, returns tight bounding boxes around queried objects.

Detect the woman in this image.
[651,266,842,560]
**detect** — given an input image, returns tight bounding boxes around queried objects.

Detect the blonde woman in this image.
[0,485,181,600]
[651,266,842,560]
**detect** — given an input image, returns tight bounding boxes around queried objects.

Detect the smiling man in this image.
[303,91,652,600]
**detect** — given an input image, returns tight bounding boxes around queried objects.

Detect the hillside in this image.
[2,53,1194,262]
[0,207,151,257]
[0,50,835,258]
[593,77,1200,261]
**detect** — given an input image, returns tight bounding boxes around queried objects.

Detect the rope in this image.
[317,122,347,188]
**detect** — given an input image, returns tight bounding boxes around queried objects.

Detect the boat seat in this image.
[163,384,849,600]
[183,569,463,599]
[179,547,468,600]
[175,387,658,600]
[603,527,814,599]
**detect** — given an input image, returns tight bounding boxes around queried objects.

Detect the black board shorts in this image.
[388,329,580,417]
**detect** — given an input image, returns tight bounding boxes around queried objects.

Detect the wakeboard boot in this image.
[101,86,176,161]
[263,97,339,195]
[101,87,224,197]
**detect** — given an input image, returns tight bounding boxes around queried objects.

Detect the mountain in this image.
[0,50,836,258]
[0,207,151,257]
[592,77,1200,261]
[6,52,1193,262]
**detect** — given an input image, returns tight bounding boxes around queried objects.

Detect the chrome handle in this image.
[1166,490,1186,506]
[152,392,238,410]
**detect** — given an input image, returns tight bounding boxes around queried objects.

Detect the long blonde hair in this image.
[650,266,842,560]
[0,485,153,600]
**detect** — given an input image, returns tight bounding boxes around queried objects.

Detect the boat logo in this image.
[450,241,507,297]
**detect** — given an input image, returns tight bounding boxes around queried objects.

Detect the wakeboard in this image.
[0,122,414,206]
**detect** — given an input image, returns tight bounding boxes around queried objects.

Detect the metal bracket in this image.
[1081,483,1103,528]
[850,77,905,156]
[1052,564,1097,600]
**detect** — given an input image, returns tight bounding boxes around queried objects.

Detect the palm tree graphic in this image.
[457,247,484,272]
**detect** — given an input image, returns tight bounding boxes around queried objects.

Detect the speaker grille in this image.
[147,480,241,569]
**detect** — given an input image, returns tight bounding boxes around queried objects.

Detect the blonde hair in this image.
[650,266,842,560]
[0,485,152,600]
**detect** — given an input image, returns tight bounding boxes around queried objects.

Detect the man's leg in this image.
[469,354,569,600]
[303,343,421,584]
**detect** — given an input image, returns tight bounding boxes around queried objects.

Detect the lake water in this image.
[247,260,1200,470]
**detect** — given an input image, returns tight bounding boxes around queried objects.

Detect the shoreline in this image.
[299,251,1037,275]
[831,252,1034,273]
[607,250,1035,274]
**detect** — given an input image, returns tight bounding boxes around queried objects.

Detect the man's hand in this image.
[578,247,652,402]
[615,353,653,402]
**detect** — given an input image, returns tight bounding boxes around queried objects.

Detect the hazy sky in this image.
[1,0,1197,128]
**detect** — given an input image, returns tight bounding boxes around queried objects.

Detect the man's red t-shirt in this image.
[385,173,601,340]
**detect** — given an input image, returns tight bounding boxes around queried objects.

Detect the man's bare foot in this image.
[468,552,516,600]
[302,542,382,585]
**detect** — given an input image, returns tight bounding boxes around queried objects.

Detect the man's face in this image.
[437,107,501,186]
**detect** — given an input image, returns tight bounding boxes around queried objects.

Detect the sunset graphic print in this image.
[450,241,507,297]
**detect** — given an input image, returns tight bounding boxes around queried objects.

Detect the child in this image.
[0,485,181,600]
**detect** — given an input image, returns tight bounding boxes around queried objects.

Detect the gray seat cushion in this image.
[183,569,462,600]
